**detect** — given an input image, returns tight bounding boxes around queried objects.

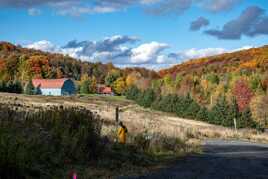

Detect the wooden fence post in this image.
[115,106,119,123]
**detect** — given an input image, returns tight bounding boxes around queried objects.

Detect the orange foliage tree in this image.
[28,55,51,79]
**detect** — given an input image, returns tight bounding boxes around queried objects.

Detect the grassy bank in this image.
[0,102,200,178]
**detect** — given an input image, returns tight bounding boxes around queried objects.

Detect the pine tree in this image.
[196,107,209,121]
[126,85,140,100]
[25,80,35,95]
[140,89,156,108]
[80,79,90,94]
[239,108,256,128]
[225,97,240,127]
[184,100,201,119]
[209,95,229,125]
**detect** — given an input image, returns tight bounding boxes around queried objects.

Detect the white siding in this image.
[40,88,62,96]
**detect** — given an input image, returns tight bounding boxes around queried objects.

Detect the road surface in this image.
[121,140,268,179]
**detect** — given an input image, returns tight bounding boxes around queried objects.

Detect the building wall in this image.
[40,88,62,96]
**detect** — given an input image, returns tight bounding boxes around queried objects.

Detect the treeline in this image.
[0,80,23,93]
[0,42,158,83]
[126,86,257,129]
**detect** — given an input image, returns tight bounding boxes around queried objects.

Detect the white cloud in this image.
[130,42,169,64]
[26,40,58,52]
[28,8,41,16]
[232,45,253,52]
[177,47,227,60]
[24,39,255,70]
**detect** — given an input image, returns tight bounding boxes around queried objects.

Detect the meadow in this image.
[0,93,200,178]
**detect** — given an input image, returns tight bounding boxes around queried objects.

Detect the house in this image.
[32,78,76,96]
[97,84,114,95]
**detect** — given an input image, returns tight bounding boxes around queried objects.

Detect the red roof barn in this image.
[32,78,76,96]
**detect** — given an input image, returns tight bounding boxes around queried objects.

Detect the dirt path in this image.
[121,140,268,179]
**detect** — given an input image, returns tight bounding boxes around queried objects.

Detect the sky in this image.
[0,0,268,70]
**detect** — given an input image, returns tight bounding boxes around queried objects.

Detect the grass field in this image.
[1,92,268,178]
[0,93,202,178]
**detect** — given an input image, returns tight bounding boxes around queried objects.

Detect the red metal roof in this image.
[98,86,113,94]
[32,78,69,89]
[102,87,112,94]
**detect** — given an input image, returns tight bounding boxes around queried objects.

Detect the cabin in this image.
[97,84,114,95]
[32,78,76,96]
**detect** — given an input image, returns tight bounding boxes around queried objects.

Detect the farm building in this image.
[97,84,114,95]
[32,78,76,96]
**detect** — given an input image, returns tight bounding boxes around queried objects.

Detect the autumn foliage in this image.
[232,79,254,112]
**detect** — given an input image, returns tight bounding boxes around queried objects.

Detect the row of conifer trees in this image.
[126,86,257,129]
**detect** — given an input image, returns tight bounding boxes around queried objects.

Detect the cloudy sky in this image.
[1,0,267,70]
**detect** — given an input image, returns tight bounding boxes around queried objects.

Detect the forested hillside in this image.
[1,41,268,129]
[0,42,159,94]
[126,45,268,129]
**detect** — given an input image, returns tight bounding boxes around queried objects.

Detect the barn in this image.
[32,78,76,96]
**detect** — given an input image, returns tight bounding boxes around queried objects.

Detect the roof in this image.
[98,86,113,94]
[102,87,112,94]
[32,78,70,89]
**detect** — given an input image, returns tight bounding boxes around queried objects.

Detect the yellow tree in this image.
[113,77,127,95]
[90,76,97,93]
[250,95,268,127]
[125,72,140,87]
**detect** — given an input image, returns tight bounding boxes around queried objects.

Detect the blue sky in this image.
[0,0,268,69]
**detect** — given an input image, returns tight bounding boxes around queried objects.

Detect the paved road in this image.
[122,140,268,179]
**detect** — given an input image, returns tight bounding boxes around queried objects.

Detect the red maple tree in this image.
[232,79,254,112]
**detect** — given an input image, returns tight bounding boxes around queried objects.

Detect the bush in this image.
[196,107,209,121]
[0,104,102,178]
[125,85,140,100]
[137,89,156,108]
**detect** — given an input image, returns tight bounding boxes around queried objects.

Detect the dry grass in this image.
[1,92,268,145]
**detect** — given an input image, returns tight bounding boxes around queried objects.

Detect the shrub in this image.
[125,85,140,100]
[137,89,156,108]
[196,107,209,121]
[24,80,35,95]
[0,104,102,178]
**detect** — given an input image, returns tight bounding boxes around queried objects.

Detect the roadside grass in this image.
[0,101,199,178]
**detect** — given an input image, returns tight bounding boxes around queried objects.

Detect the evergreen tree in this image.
[209,95,229,125]
[80,79,90,94]
[226,97,240,127]
[125,85,140,100]
[138,89,155,108]
[13,80,23,93]
[196,107,209,121]
[239,108,256,128]
[184,100,201,119]
[25,80,35,95]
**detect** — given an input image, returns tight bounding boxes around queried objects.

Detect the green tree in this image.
[80,79,90,94]
[209,95,230,125]
[105,71,120,87]
[126,85,140,100]
[25,80,35,95]
[226,97,240,127]
[238,108,256,128]
[196,107,209,121]
[138,89,155,108]
[184,100,201,119]
[207,73,220,85]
